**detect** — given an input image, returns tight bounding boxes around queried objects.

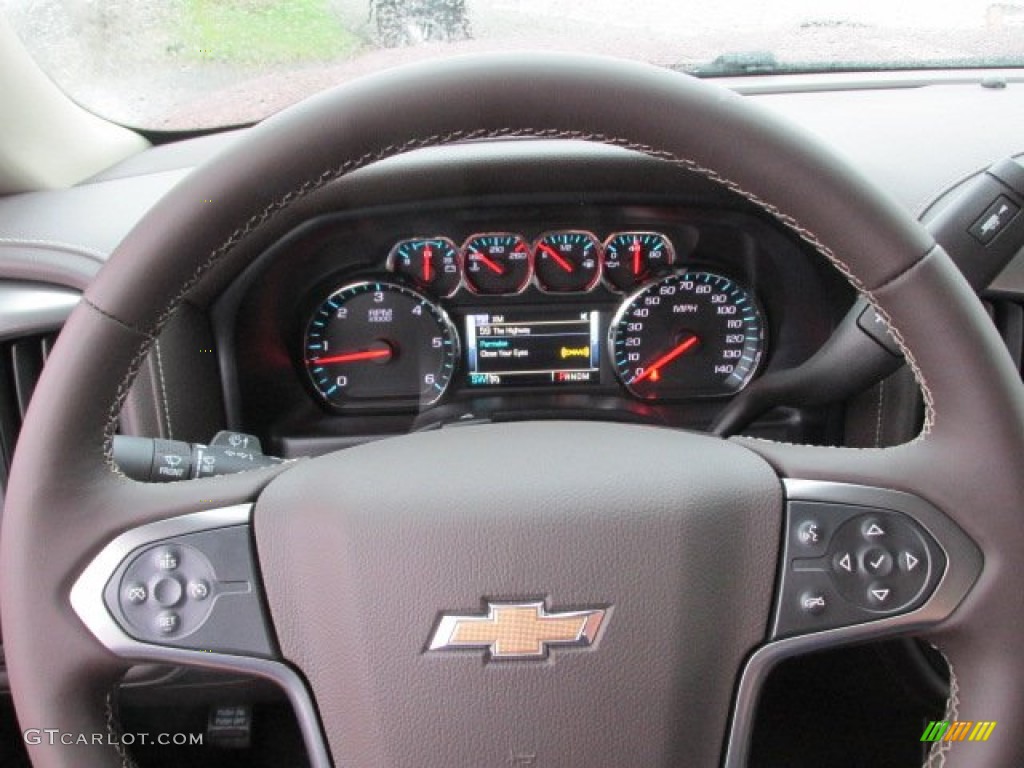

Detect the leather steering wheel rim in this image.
[4,53,1024,767]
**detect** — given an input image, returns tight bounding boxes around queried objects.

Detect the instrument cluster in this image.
[303,230,766,410]
[386,231,675,297]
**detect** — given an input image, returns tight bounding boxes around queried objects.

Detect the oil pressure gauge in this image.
[602,232,675,292]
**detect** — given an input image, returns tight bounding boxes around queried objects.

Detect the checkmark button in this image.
[862,547,894,577]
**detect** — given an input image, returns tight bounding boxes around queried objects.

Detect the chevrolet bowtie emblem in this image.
[428,601,607,660]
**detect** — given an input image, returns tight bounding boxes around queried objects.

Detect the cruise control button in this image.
[155,611,181,635]
[152,577,184,607]
[155,548,180,571]
[799,592,828,615]
[123,582,148,605]
[188,580,211,601]
[863,548,893,577]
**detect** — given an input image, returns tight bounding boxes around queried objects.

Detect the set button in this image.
[156,611,181,635]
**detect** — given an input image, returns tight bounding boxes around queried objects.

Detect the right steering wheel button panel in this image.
[773,502,946,638]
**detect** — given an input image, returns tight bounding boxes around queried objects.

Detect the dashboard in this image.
[1,75,1022,464]
[217,192,853,454]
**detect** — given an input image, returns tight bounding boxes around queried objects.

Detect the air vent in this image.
[985,299,1024,373]
[0,332,57,487]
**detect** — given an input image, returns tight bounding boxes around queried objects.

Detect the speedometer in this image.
[610,271,765,399]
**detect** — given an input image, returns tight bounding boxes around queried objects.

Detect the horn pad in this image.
[254,421,782,767]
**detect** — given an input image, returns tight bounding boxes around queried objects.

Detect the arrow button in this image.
[835,552,854,574]
[867,586,891,604]
[863,522,886,538]
[902,552,921,572]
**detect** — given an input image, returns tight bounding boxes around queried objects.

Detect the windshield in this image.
[2,0,1020,131]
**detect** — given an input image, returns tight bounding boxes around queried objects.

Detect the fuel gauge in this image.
[388,237,461,297]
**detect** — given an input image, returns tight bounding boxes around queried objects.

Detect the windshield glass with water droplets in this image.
[1,0,1021,130]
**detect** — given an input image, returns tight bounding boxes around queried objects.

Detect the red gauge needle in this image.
[311,348,392,366]
[472,251,505,275]
[632,335,700,384]
[538,243,574,273]
[631,238,642,276]
[422,244,433,282]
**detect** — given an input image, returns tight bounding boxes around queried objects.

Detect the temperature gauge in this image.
[388,237,461,297]
[462,233,532,295]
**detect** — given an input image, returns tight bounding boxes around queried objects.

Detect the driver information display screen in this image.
[464,309,600,386]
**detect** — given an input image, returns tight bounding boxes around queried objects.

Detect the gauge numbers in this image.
[602,232,675,292]
[462,233,533,295]
[610,271,764,399]
[532,231,601,293]
[388,237,461,297]
[305,281,458,408]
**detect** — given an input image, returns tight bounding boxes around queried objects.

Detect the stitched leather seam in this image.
[97,127,934,471]
[922,646,958,768]
[874,378,886,448]
[104,690,140,768]
[153,339,173,440]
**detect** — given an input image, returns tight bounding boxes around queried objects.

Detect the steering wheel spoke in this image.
[67,494,333,768]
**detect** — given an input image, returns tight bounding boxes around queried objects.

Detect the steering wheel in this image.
[3,53,1022,768]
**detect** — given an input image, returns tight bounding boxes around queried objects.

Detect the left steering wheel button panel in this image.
[102,525,275,657]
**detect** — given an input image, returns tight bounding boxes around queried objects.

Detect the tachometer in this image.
[610,271,764,399]
[304,281,458,408]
